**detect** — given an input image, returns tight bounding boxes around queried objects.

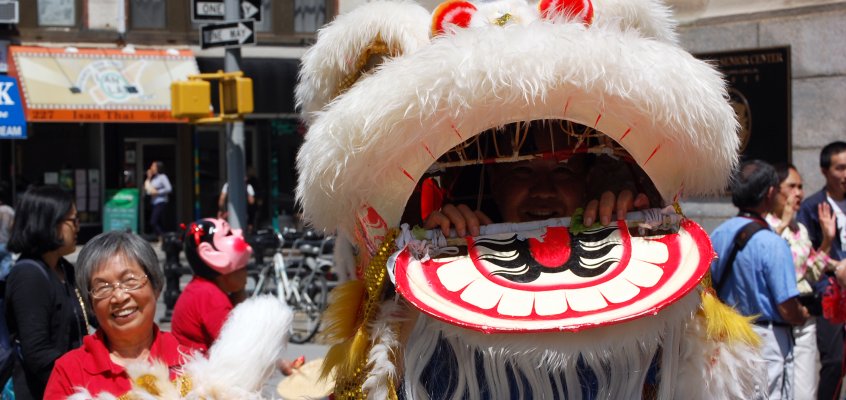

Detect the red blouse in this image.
[44,326,185,399]
[170,276,233,354]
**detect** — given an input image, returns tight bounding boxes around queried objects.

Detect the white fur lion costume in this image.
[296,0,765,398]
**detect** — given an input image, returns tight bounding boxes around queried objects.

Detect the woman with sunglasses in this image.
[44,230,185,398]
[4,186,86,399]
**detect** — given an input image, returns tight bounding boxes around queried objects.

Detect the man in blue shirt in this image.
[711,159,808,400]
[144,160,172,240]
[796,141,846,400]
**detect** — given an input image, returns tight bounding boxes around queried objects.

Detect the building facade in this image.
[672,0,846,230]
[0,0,328,240]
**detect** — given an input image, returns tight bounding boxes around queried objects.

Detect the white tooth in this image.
[566,287,607,312]
[631,239,669,264]
[598,277,641,303]
[460,279,504,310]
[115,308,134,317]
[437,258,479,292]
[497,288,534,316]
[621,259,663,287]
[534,290,568,316]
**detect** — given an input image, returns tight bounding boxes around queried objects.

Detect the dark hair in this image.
[76,230,165,311]
[772,163,797,185]
[731,160,779,209]
[183,219,221,280]
[0,182,10,205]
[820,141,846,169]
[7,186,74,257]
[154,161,165,172]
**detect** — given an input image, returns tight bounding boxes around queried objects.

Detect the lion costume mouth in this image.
[393,218,712,333]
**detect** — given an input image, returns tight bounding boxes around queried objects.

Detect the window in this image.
[294,0,325,33]
[38,0,76,26]
[256,0,272,32]
[131,0,166,29]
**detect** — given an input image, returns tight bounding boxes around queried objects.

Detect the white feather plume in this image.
[297,4,738,232]
[296,0,432,122]
[180,295,293,398]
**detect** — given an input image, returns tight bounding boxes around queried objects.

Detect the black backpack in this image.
[0,259,49,385]
[714,221,768,297]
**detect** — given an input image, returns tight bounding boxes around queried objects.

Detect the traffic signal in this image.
[170,71,253,123]
[170,80,211,119]
[222,76,253,115]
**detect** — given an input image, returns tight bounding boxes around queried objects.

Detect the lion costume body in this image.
[295,0,765,398]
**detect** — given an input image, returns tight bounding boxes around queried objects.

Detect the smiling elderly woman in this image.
[44,231,185,398]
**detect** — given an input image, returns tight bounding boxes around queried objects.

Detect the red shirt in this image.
[170,276,233,354]
[44,326,184,399]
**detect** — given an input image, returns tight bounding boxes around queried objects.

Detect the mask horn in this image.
[431,0,478,36]
[538,0,594,25]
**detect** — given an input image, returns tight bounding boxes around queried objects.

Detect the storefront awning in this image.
[9,46,200,122]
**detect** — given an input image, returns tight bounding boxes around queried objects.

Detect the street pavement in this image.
[66,244,331,399]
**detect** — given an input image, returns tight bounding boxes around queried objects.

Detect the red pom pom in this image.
[431,0,478,36]
[538,0,594,25]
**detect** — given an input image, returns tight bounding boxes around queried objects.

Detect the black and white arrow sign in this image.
[200,20,256,49]
[192,0,262,22]
[241,0,261,21]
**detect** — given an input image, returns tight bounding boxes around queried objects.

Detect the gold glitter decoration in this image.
[176,374,193,396]
[134,374,161,396]
[494,13,512,26]
[332,230,398,399]
[336,35,400,97]
[113,374,193,399]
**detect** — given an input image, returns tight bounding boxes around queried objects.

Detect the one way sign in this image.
[200,20,256,49]
[192,0,262,22]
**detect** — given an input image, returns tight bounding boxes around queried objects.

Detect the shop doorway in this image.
[125,139,179,238]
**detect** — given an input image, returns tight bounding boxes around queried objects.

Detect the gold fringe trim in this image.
[335,34,400,97]
[115,374,193,399]
[322,230,398,399]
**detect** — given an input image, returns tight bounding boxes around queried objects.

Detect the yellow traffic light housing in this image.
[222,77,253,115]
[170,71,253,124]
[171,80,211,119]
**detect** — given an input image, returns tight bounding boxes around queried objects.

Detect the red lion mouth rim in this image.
[394,219,712,333]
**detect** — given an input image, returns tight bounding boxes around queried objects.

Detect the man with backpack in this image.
[711,159,809,400]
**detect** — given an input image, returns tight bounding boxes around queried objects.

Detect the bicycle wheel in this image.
[288,273,328,344]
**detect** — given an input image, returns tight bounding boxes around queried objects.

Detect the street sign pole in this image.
[224,0,247,231]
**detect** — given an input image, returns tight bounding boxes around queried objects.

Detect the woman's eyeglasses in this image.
[62,216,80,226]
[89,274,149,299]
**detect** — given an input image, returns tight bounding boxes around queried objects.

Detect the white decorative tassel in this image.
[362,301,405,399]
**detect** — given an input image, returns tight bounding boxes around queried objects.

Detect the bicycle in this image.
[248,228,334,344]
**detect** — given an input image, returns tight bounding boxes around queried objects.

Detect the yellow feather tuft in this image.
[320,327,371,380]
[321,338,353,379]
[319,280,366,344]
[317,280,368,380]
[699,288,761,347]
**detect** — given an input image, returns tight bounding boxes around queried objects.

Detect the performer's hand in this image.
[819,202,836,253]
[582,190,650,227]
[278,356,306,376]
[835,259,846,288]
[780,195,798,227]
[423,204,493,237]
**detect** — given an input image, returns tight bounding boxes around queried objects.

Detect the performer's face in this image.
[490,156,587,223]
[823,150,846,198]
[776,167,803,214]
